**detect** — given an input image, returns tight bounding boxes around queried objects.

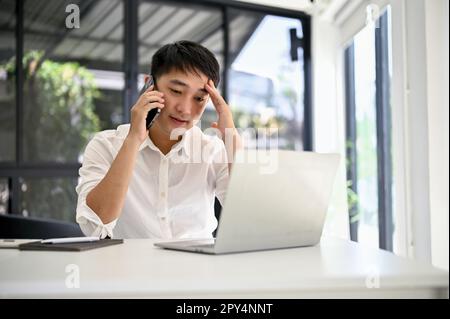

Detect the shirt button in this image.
[160,216,166,221]
[160,192,165,198]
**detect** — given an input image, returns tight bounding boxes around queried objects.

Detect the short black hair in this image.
[150,40,220,87]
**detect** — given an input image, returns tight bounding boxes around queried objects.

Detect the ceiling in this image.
[0,0,265,72]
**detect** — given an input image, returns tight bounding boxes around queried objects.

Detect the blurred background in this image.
[0,0,310,222]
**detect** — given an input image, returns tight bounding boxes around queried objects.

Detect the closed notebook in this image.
[18,239,124,252]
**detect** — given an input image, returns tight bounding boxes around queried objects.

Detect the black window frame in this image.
[0,0,312,219]
[344,9,393,251]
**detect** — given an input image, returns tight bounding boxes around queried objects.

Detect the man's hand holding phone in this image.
[128,83,164,144]
[86,80,164,225]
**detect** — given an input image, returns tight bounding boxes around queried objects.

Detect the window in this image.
[137,0,224,131]
[0,179,8,215]
[0,0,124,221]
[0,0,311,223]
[22,0,124,163]
[227,10,309,150]
[345,7,393,250]
[19,177,78,222]
[0,0,15,162]
[138,1,224,72]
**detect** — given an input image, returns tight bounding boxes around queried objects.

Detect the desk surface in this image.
[0,237,448,298]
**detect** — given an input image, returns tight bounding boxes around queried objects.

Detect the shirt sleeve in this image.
[211,139,230,207]
[75,133,118,239]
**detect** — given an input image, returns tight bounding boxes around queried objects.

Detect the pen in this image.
[40,237,100,244]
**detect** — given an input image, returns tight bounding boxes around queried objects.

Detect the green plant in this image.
[2,51,101,221]
[346,140,361,224]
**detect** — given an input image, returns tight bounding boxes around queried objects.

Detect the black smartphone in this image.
[139,75,161,129]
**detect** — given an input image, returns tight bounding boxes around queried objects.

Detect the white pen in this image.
[40,237,100,244]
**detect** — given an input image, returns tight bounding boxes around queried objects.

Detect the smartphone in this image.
[139,75,161,129]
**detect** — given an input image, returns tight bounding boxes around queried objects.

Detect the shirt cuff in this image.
[76,199,117,239]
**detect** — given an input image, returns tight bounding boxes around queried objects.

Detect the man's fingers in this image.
[141,91,164,107]
[144,95,164,104]
[144,90,164,98]
[143,102,164,112]
[205,80,226,107]
[145,84,154,93]
[150,102,165,109]
[205,80,218,96]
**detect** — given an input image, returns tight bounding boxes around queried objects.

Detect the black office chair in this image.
[213,197,222,238]
[0,200,221,239]
[0,214,84,239]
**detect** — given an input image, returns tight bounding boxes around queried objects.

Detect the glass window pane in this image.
[228,10,305,150]
[20,177,78,222]
[0,0,16,162]
[138,1,224,131]
[138,1,223,72]
[0,179,9,215]
[353,25,379,248]
[22,0,124,163]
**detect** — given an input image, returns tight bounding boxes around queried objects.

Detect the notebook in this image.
[18,239,124,252]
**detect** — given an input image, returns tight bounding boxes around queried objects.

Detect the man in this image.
[76,41,242,239]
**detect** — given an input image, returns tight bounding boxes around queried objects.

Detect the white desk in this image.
[0,237,448,298]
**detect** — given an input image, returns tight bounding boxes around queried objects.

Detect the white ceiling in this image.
[233,0,317,13]
[233,0,362,23]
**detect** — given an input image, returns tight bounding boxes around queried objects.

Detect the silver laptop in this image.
[154,150,340,254]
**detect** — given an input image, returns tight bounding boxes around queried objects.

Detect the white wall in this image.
[425,0,449,271]
[389,0,411,259]
[312,17,350,240]
[388,0,449,270]
[234,0,312,13]
[400,0,433,263]
[337,0,390,46]
[312,18,349,238]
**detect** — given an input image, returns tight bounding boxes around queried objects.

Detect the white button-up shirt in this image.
[75,124,229,239]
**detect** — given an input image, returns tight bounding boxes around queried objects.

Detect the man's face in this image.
[152,69,210,135]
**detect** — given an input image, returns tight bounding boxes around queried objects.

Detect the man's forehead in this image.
[163,67,207,79]
[163,71,208,93]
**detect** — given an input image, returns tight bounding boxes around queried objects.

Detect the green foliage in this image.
[2,51,101,221]
[355,116,378,180]
[346,140,361,224]
[232,107,282,130]
[347,180,361,223]
[352,114,379,226]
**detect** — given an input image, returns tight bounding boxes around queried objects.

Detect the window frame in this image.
[0,0,312,217]
[344,9,393,251]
